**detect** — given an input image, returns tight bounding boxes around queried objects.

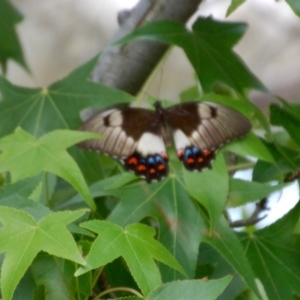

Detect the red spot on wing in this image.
[158,164,165,171]
[128,156,138,165]
[137,164,146,172]
[161,152,169,160]
[177,149,184,159]
[187,158,194,164]
[149,168,156,174]
[203,150,211,156]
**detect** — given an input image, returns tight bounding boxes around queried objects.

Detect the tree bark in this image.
[91,0,203,96]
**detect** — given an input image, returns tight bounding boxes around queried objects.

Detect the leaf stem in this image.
[227,161,255,172]
[92,287,144,300]
[91,266,104,290]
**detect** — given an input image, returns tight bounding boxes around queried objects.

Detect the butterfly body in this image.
[78,101,251,183]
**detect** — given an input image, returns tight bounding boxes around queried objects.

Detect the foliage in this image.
[0,0,27,73]
[0,1,300,300]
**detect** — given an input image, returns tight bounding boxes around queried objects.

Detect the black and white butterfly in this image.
[78,101,251,183]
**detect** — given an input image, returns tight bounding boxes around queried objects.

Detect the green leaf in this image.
[0,0,27,73]
[105,176,205,281]
[0,128,99,209]
[0,207,86,300]
[110,298,143,300]
[270,103,300,148]
[31,253,71,300]
[239,201,300,299]
[197,243,247,299]
[0,184,52,222]
[68,172,205,281]
[0,174,42,199]
[252,141,300,183]
[11,268,36,300]
[225,133,275,164]
[0,54,134,138]
[228,178,289,206]
[148,277,232,300]
[226,0,246,16]
[76,221,186,296]
[285,0,300,17]
[203,218,261,299]
[117,18,266,93]
[183,154,229,232]
[31,252,92,300]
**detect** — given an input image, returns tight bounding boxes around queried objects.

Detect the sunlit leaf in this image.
[0,207,86,300]
[0,128,99,209]
[76,221,186,296]
[148,277,232,300]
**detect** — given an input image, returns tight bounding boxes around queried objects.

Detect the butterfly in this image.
[78,101,251,183]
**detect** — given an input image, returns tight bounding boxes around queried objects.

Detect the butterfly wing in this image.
[78,104,169,182]
[164,101,251,171]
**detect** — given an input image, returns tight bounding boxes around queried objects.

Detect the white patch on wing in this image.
[101,109,118,118]
[122,136,136,158]
[136,132,165,156]
[173,129,190,151]
[198,103,212,119]
[108,111,123,126]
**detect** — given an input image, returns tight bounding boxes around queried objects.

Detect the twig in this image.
[229,198,269,228]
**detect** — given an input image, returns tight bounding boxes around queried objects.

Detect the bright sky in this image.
[113,0,139,9]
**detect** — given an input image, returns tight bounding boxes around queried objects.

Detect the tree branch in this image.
[91,0,203,96]
[229,198,269,228]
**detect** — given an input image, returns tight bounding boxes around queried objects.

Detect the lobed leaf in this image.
[76,221,186,296]
[0,128,99,209]
[203,218,262,299]
[183,154,229,232]
[0,54,133,138]
[116,17,266,93]
[0,0,27,73]
[148,277,232,300]
[239,201,300,299]
[0,207,86,300]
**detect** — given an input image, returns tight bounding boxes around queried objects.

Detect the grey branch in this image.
[91,0,203,96]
